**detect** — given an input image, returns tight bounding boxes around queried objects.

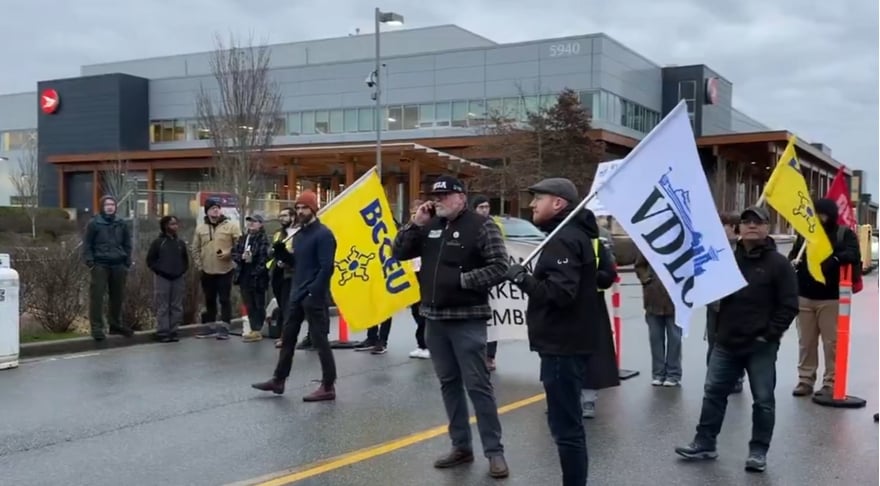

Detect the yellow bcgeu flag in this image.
[319,168,420,331]
[762,136,833,284]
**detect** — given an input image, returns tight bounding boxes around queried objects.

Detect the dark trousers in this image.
[201,271,233,330]
[89,264,128,336]
[271,276,292,326]
[695,341,779,453]
[411,303,426,349]
[154,275,184,336]
[240,284,267,332]
[541,354,588,486]
[706,308,744,381]
[274,297,337,387]
[366,317,392,345]
[426,318,503,457]
[487,341,498,359]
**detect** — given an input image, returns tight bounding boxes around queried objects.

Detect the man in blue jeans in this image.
[675,207,798,473]
[634,251,682,387]
[506,178,600,486]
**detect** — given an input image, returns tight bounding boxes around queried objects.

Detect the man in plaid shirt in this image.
[393,175,510,479]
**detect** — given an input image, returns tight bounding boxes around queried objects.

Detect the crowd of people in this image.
[80,175,864,485]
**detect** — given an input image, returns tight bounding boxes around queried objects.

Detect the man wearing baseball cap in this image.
[503,177,601,485]
[233,214,271,343]
[675,205,798,473]
[393,175,511,478]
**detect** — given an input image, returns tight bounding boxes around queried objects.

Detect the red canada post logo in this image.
[40,88,60,114]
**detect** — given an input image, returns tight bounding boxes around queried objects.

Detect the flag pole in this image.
[522,100,690,266]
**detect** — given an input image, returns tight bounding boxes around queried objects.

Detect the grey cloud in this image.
[1,0,877,196]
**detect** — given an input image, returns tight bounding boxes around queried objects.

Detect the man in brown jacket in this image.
[634,252,681,387]
[192,198,242,340]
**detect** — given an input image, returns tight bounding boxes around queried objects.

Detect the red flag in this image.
[825,167,857,232]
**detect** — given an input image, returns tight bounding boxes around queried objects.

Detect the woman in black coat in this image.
[581,211,621,419]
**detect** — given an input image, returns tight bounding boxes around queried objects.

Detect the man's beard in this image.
[299,213,315,224]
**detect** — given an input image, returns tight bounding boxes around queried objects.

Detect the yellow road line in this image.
[244,392,545,486]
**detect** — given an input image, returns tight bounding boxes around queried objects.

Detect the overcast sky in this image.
[3,0,878,196]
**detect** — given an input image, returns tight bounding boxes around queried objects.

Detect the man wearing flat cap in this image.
[675,206,798,474]
[503,177,600,485]
[393,175,511,479]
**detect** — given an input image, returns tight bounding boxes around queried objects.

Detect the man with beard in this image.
[266,207,299,345]
[393,176,510,479]
[504,178,599,485]
[789,198,861,397]
[471,195,499,371]
[252,190,338,402]
[83,195,133,341]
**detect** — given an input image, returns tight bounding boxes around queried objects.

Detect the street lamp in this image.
[374,7,404,180]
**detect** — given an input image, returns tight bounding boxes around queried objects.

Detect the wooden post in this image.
[92,170,100,214]
[408,158,421,210]
[345,160,356,187]
[286,165,297,201]
[58,169,66,208]
[147,165,156,217]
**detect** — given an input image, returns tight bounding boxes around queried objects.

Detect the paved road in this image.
[1,273,877,485]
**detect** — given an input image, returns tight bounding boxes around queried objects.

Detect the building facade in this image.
[0,25,871,225]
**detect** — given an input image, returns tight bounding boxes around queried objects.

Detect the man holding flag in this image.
[789,197,860,398]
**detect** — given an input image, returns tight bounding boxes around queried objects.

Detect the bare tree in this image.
[9,139,40,239]
[196,33,283,230]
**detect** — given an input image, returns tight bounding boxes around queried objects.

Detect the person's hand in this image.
[217,250,231,261]
[505,264,528,284]
[244,250,253,263]
[412,201,435,226]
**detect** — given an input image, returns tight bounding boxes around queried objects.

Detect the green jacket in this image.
[83,213,132,267]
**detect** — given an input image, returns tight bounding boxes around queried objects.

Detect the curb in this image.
[20,306,341,359]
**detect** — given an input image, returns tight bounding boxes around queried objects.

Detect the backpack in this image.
[836,226,863,294]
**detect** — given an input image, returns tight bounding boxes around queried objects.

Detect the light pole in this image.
[374,8,404,181]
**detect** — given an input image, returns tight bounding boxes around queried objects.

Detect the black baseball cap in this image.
[430,175,465,194]
[740,206,770,223]
[246,214,265,223]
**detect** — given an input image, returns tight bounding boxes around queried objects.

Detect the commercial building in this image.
[0,24,876,226]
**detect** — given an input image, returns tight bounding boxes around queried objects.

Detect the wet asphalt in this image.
[1,261,877,485]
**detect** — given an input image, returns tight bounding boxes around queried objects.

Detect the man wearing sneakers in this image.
[675,206,798,473]
[192,198,241,340]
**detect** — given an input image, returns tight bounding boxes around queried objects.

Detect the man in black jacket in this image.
[505,178,599,486]
[393,176,510,479]
[789,198,861,397]
[83,195,133,341]
[675,206,798,473]
[146,215,189,343]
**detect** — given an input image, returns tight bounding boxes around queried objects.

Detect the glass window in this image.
[451,101,468,127]
[358,107,373,131]
[523,96,539,117]
[624,101,635,129]
[314,110,329,133]
[160,120,174,142]
[468,99,485,126]
[329,109,344,133]
[344,109,358,132]
[540,94,557,111]
[185,120,199,140]
[679,80,697,101]
[388,106,403,131]
[486,98,503,118]
[435,102,451,126]
[6,129,36,150]
[150,122,161,143]
[686,100,696,113]
[580,91,594,117]
[418,103,434,127]
[289,112,302,135]
[173,120,186,141]
[503,97,523,122]
[402,105,419,130]
[302,111,316,134]
[272,117,287,136]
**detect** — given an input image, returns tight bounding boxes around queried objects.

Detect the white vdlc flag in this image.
[595,101,747,333]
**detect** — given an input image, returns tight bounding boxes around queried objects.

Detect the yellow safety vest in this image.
[266,230,295,270]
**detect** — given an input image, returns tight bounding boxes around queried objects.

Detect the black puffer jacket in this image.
[516,208,601,356]
[146,233,189,280]
[715,237,799,350]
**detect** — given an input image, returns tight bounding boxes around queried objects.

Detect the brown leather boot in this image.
[433,448,474,469]
[303,384,335,402]
[488,455,509,478]
[251,378,285,395]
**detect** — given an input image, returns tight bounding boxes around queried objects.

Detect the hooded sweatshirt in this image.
[789,198,861,300]
[82,195,132,267]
